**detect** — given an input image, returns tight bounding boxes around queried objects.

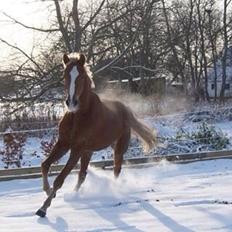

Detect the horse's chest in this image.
[69,119,97,145]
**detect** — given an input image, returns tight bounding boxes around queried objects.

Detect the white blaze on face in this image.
[68,66,79,111]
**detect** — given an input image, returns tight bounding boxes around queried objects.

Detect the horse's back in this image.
[101,99,130,124]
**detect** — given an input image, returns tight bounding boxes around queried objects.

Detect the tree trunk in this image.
[72,0,82,52]
[220,0,229,102]
[161,0,186,94]
[197,1,209,101]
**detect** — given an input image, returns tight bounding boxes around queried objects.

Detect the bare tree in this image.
[1,0,231,106]
[220,0,232,102]
[161,0,188,92]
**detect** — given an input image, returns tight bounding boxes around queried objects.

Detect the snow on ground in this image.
[1,159,232,232]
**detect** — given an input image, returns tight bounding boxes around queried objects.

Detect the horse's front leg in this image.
[36,149,80,217]
[41,140,69,196]
[74,152,92,191]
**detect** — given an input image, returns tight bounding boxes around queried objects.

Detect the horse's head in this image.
[62,53,94,112]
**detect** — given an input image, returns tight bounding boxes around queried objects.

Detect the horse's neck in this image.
[79,89,89,111]
[78,81,98,113]
[77,92,98,116]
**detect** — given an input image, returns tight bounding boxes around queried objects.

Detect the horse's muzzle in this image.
[65,97,79,112]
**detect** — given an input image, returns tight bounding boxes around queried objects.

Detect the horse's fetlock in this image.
[114,166,121,178]
[44,187,52,196]
[79,171,87,179]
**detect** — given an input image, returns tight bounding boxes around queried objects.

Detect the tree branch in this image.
[93,0,160,74]
[0,38,43,74]
[111,65,158,73]
[72,0,81,51]
[54,0,72,52]
[81,0,106,32]
[2,12,59,33]
[0,77,63,103]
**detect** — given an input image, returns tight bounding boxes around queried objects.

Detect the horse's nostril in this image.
[65,99,69,106]
[73,99,78,106]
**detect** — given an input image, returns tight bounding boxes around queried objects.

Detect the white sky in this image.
[0,0,225,65]
[0,0,53,61]
[0,0,91,65]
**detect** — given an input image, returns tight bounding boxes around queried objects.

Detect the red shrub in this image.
[0,129,27,168]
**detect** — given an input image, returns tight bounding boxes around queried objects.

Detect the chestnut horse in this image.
[36,53,157,217]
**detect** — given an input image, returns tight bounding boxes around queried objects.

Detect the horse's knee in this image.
[44,187,55,197]
[41,160,50,173]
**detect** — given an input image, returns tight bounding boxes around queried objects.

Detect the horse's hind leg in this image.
[41,140,69,195]
[113,129,130,178]
[74,152,92,191]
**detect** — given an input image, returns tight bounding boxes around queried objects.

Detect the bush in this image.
[176,122,229,150]
[0,129,27,168]
[40,134,57,161]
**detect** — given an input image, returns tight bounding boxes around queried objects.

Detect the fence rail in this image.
[1,149,232,181]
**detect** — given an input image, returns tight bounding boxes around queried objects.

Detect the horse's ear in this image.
[62,54,70,67]
[79,54,86,66]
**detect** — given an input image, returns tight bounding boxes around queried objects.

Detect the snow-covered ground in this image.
[1,159,232,231]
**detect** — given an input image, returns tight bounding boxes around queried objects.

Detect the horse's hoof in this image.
[35,209,46,217]
[74,185,80,192]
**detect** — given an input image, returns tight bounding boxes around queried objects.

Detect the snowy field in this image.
[1,159,232,232]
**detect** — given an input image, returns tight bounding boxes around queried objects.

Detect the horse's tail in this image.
[127,109,157,153]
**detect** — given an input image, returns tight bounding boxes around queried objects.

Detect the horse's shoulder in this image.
[58,112,74,129]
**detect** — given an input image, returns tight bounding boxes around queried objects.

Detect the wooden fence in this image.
[1,149,232,181]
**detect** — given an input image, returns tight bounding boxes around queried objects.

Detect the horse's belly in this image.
[88,132,119,151]
[88,121,123,151]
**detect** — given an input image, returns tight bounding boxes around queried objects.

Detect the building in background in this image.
[208,46,232,98]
